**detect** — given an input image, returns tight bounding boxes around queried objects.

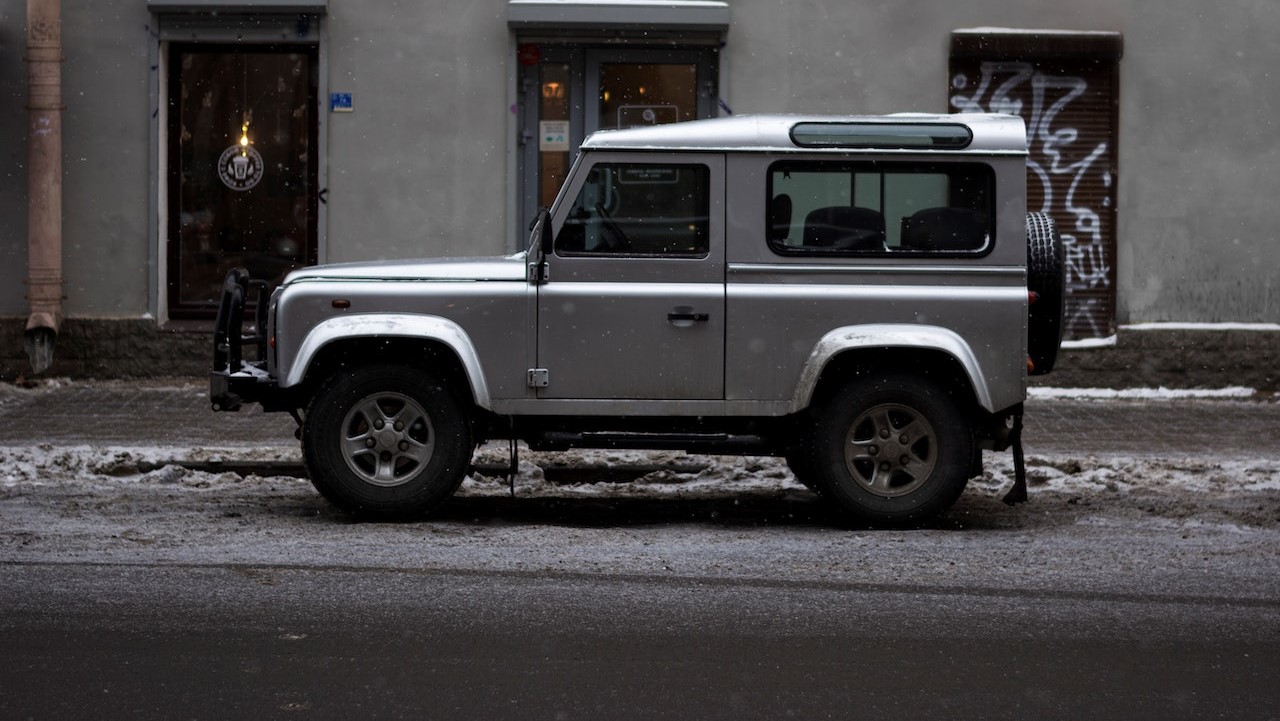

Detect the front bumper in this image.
[210,362,279,412]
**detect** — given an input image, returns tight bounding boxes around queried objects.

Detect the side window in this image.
[767,162,994,255]
[555,163,709,257]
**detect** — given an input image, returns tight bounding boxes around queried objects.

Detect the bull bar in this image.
[210,267,275,412]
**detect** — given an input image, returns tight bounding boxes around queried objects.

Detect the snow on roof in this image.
[1120,322,1280,332]
[953,27,1122,36]
[580,113,1028,153]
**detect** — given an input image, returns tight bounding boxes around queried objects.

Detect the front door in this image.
[537,154,725,401]
[517,46,718,242]
[166,43,319,319]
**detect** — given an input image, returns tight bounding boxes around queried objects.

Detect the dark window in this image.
[791,122,972,150]
[767,162,994,256]
[555,163,709,257]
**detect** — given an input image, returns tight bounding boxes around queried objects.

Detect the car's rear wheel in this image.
[302,365,472,518]
[804,374,973,525]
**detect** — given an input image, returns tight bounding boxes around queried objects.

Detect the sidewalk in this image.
[0,378,1277,457]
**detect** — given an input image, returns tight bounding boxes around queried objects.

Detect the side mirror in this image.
[527,208,552,284]
[535,208,553,256]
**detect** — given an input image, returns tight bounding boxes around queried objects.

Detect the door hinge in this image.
[527,368,550,388]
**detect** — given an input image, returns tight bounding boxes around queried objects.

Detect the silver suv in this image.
[212,113,1065,525]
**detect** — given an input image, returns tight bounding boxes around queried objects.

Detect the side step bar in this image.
[527,431,774,454]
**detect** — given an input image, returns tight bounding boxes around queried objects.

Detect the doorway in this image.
[516,46,719,238]
[166,43,319,319]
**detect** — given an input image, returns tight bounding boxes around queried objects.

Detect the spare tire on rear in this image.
[1026,212,1066,375]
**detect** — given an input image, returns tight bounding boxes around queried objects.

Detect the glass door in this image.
[517,46,718,242]
[166,43,319,319]
[590,56,701,131]
[536,61,574,214]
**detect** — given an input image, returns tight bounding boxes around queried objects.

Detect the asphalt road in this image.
[3,383,1278,718]
[3,560,1278,720]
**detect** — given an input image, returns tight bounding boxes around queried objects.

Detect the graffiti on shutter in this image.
[949,60,1118,339]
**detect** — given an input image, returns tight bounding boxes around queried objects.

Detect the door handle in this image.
[668,311,710,322]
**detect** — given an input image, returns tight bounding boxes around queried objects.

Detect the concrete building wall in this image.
[0,4,33,317]
[1113,0,1279,323]
[0,0,1276,331]
[324,1,510,263]
[61,1,153,317]
[0,0,153,319]
[0,0,516,321]
[723,0,1278,324]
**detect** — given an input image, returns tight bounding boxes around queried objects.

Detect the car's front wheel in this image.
[302,365,473,518]
[804,373,973,525]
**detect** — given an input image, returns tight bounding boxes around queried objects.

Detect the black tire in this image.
[1026,212,1066,375]
[302,364,473,519]
[784,449,821,493]
[803,374,974,525]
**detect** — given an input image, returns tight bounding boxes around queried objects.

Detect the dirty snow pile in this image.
[1,442,1277,531]
[2,440,1278,595]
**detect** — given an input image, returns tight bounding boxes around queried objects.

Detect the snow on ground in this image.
[3,442,1278,598]
[2,442,1277,529]
[1029,386,1258,400]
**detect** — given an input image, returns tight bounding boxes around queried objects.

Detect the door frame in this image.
[149,11,327,325]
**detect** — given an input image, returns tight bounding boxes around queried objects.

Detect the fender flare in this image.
[282,314,492,409]
[790,324,994,413]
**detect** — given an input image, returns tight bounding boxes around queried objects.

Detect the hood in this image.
[282,252,528,284]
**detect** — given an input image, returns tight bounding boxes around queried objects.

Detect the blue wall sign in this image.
[329,93,353,113]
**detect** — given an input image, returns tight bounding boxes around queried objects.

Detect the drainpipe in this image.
[24,0,63,373]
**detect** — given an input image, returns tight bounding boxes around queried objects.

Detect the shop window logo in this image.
[218,144,264,191]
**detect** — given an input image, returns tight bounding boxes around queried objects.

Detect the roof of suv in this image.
[580,113,1027,154]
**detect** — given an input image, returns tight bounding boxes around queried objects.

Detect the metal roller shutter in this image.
[949,30,1123,340]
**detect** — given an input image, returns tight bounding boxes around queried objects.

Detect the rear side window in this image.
[767,161,994,256]
[555,163,710,257]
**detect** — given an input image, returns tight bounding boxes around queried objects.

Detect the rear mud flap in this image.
[1002,411,1028,505]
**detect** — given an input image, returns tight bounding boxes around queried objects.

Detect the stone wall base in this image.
[1035,327,1278,392]
[1,317,209,381]
[2,317,1277,391]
